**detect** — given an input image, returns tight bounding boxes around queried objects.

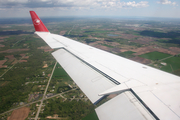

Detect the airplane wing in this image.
[30,11,180,120]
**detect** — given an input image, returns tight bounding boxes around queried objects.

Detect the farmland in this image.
[139,51,180,73]
[139,51,171,61]
[0,17,180,119]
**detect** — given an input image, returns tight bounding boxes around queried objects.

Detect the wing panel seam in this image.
[57,47,120,85]
[130,89,160,120]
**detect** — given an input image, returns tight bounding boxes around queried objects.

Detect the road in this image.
[148,53,180,66]
[44,88,77,100]
[0,100,41,116]
[0,55,26,77]
[158,55,176,61]
[0,61,83,119]
[0,87,78,116]
[68,25,76,35]
[34,61,57,120]
[12,38,25,47]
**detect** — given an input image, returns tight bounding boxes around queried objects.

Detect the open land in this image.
[0,17,180,120]
[7,107,30,120]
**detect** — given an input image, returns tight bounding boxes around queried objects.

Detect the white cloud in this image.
[0,0,149,9]
[121,1,149,8]
[157,0,177,6]
[94,1,149,9]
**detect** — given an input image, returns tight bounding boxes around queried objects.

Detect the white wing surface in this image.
[30,11,180,120]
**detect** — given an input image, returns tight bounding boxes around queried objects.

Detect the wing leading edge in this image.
[30,11,180,120]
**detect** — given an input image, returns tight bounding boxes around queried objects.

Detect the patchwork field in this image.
[161,56,180,72]
[1,16,180,120]
[139,51,171,61]
[139,51,180,73]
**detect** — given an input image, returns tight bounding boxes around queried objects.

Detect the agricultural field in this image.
[139,51,180,73]
[139,51,171,61]
[0,17,180,119]
[161,56,180,73]
[118,51,135,58]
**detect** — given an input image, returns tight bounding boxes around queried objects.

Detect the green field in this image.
[82,110,99,120]
[161,56,180,73]
[101,43,113,48]
[139,51,171,61]
[52,63,70,79]
[118,51,135,58]
[139,51,180,73]
[47,63,72,94]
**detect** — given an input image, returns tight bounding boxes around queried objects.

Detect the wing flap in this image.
[96,91,155,120]
[134,84,180,120]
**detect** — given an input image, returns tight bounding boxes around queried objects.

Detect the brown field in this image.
[88,35,104,40]
[169,47,180,54]
[44,49,54,52]
[46,114,68,120]
[59,31,67,35]
[132,46,177,55]
[38,46,53,52]
[0,49,29,53]
[19,60,28,63]
[0,36,9,39]
[0,44,5,47]
[88,41,99,46]
[7,107,30,120]
[130,56,151,64]
[43,64,48,68]
[91,43,110,52]
[119,49,128,52]
[110,42,121,47]
[0,60,8,68]
[4,55,16,65]
[12,59,19,64]
[133,37,154,44]
[5,55,15,59]
[87,39,178,63]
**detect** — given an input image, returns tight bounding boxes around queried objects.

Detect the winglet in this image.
[29,11,49,32]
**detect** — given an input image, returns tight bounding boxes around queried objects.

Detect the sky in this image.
[0,0,180,18]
